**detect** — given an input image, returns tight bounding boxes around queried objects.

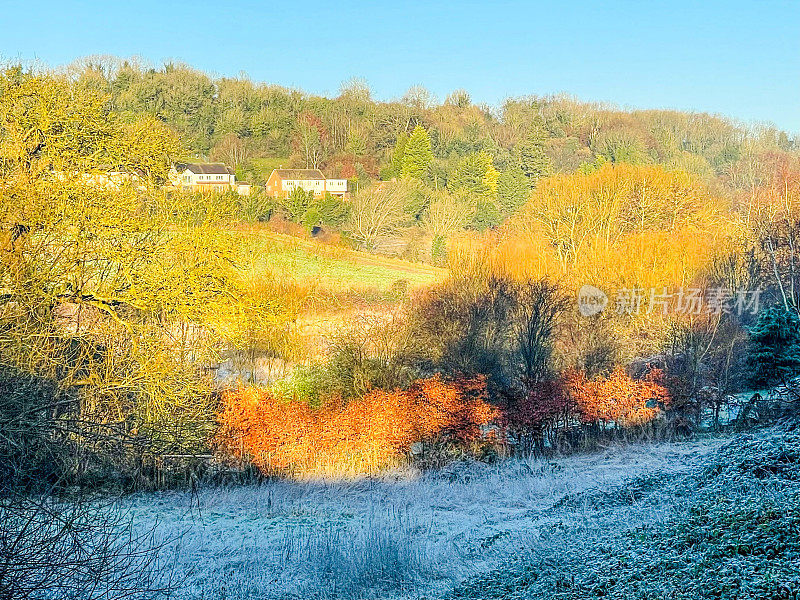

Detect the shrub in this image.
[567,367,669,428]
[214,376,497,478]
[500,379,574,451]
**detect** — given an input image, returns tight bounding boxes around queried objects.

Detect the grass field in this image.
[128,434,730,599]
[231,225,446,304]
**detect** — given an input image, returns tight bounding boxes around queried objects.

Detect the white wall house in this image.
[53,168,146,191]
[265,169,348,198]
[169,163,236,192]
[324,178,348,195]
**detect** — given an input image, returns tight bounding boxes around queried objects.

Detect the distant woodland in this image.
[3,57,800,488]
[70,57,796,205]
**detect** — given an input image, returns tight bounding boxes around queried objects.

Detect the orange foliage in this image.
[567,367,669,427]
[451,164,731,293]
[214,375,497,478]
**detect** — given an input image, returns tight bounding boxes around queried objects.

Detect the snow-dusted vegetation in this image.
[453,425,800,599]
[130,435,731,599]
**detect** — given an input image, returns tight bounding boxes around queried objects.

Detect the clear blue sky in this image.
[2,0,798,133]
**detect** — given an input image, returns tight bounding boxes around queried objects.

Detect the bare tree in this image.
[344,182,414,251]
[513,279,570,387]
[0,367,175,600]
[421,189,475,240]
[210,133,250,170]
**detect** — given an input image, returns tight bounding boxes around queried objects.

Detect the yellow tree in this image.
[0,66,292,457]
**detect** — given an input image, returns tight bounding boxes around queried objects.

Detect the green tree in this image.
[282,186,315,223]
[748,307,800,387]
[517,116,552,185]
[401,125,433,180]
[303,193,350,229]
[497,164,529,214]
[391,132,409,179]
[473,198,502,231]
[449,151,497,200]
[449,151,502,230]
[593,129,647,165]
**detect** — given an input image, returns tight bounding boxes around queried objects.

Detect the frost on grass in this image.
[128,437,725,599]
[452,425,800,600]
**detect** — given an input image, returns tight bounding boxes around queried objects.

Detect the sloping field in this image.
[127,435,731,599]
[232,226,445,301]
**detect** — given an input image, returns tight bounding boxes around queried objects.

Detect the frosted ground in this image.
[126,437,730,599]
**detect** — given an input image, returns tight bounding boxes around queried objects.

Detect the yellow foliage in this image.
[451,164,733,293]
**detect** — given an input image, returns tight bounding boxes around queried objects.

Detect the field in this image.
[127,434,734,599]
[232,225,445,304]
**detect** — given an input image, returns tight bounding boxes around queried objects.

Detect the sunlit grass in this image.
[230,225,445,303]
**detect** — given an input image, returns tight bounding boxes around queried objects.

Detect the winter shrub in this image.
[567,367,669,428]
[214,375,497,477]
[499,369,669,451]
[500,379,574,450]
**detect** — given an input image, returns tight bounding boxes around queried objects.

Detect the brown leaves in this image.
[567,367,669,428]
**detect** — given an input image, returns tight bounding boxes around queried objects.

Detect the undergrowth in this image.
[451,423,800,600]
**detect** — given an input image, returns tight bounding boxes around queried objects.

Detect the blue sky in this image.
[1,0,798,132]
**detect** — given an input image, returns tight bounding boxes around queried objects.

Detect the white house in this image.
[169,162,236,192]
[236,183,253,196]
[265,169,348,198]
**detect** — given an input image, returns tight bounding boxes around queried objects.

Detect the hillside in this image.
[231,225,445,303]
[72,57,797,201]
[124,425,800,599]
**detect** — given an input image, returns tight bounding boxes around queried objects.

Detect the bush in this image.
[0,367,74,489]
[500,379,573,452]
[236,190,275,222]
[214,375,497,477]
[567,366,669,428]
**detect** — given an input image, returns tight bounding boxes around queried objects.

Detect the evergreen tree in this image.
[517,116,552,185]
[449,152,502,230]
[497,164,529,214]
[390,132,408,179]
[449,151,496,200]
[282,187,314,223]
[303,193,350,229]
[401,125,433,180]
[472,198,502,231]
[748,307,800,387]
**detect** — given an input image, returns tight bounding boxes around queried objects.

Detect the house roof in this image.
[273,169,326,181]
[176,162,235,175]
